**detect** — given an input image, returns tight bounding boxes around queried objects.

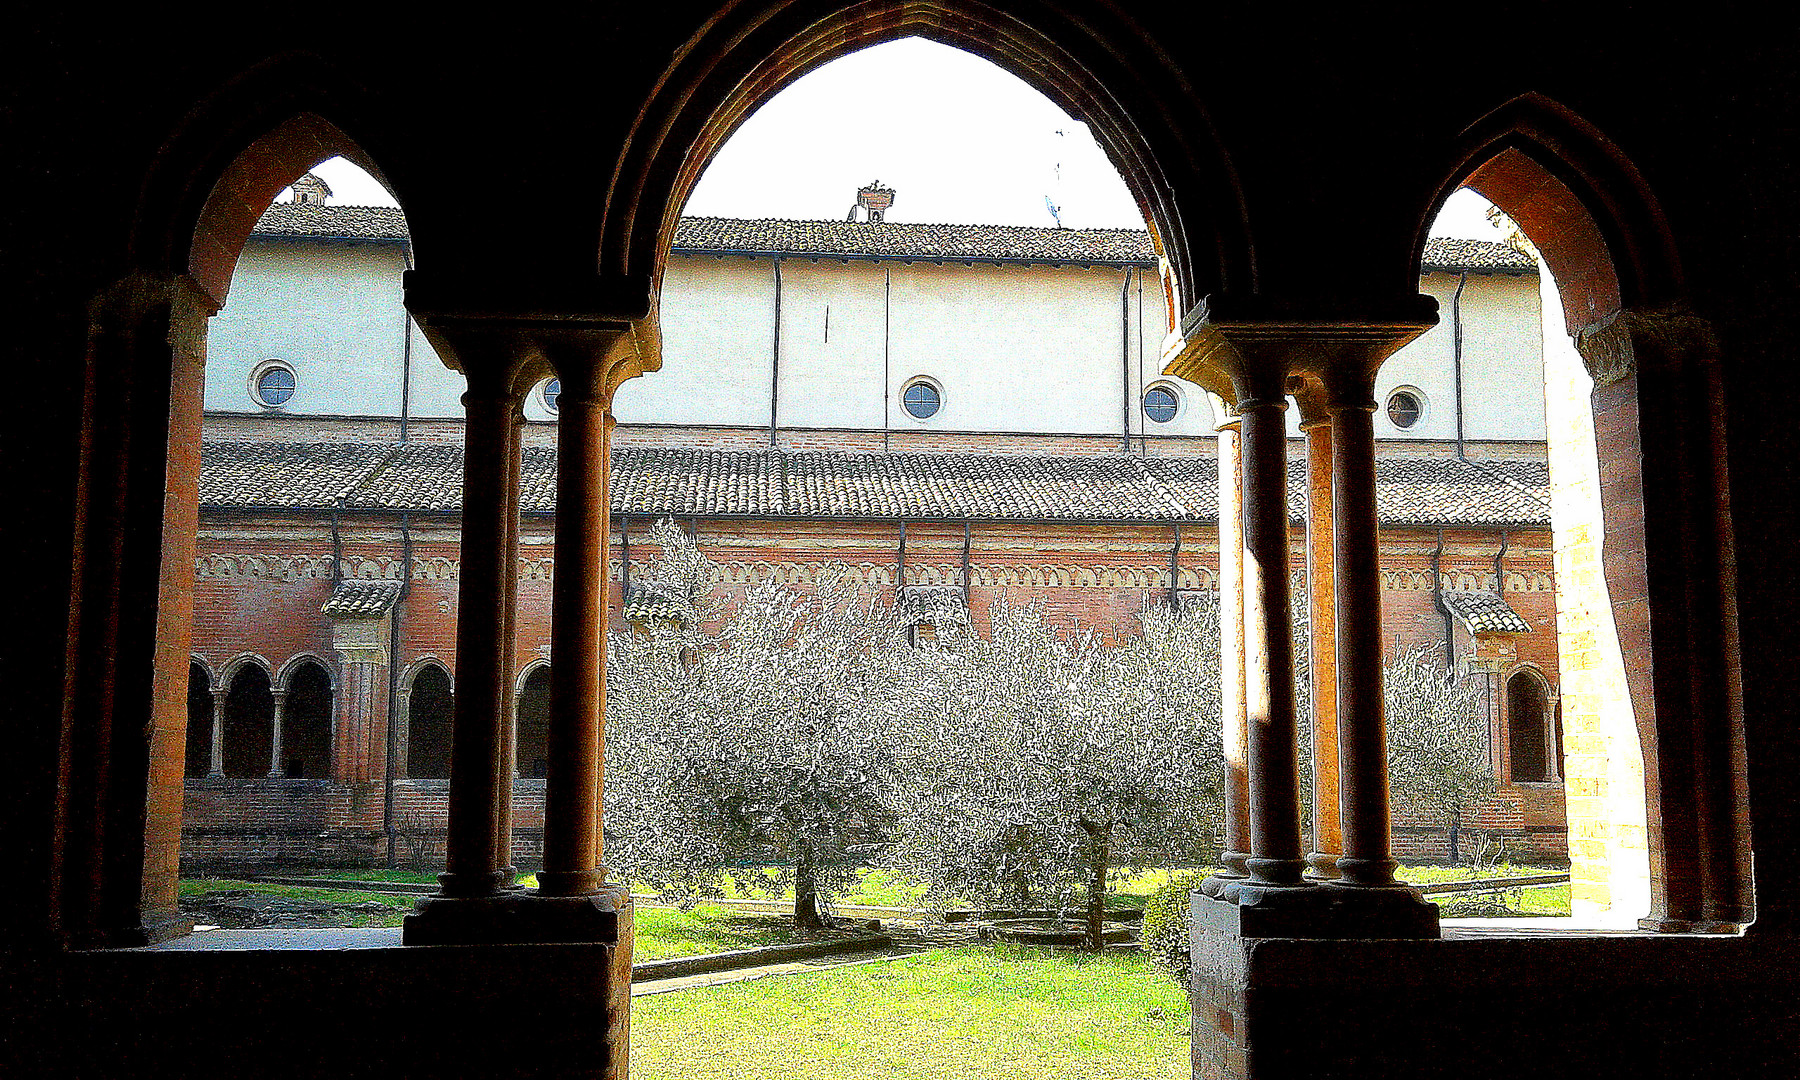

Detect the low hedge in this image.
[1139,874,1200,985]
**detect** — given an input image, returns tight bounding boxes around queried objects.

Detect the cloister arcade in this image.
[7,5,1788,1079]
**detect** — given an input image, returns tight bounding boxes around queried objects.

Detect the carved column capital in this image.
[1165,295,1437,411]
[1573,304,1720,388]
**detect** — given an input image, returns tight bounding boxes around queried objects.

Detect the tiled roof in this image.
[200,441,1548,527]
[199,442,398,508]
[249,202,410,241]
[248,204,1532,272]
[897,585,970,627]
[672,217,1155,264]
[321,580,402,618]
[622,585,694,626]
[1440,590,1532,634]
[1421,237,1537,274]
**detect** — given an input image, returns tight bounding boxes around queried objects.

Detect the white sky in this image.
[295,37,1505,241]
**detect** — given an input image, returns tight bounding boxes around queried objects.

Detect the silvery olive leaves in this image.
[603,519,1496,926]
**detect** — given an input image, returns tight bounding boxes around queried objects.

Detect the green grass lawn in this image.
[633,903,826,961]
[1396,863,1564,886]
[1438,883,1571,918]
[630,944,1190,1080]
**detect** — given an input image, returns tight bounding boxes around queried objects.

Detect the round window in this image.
[1386,389,1424,429]
[902,380,941,420]
[250,361,296,408]
[1143,385,1179,423]
[542,378,561,413]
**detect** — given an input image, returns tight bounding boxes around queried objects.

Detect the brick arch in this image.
[215,651,275,694]
[127,51,406,307]
[1418,97,1751,931]
[275,651,338,695]
[1419,93,1683,334]
[602,0,1251,322]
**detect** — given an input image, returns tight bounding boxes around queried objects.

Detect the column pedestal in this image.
[407,882,633,946]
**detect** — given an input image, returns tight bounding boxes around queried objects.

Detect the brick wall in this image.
[186,511,1565,872]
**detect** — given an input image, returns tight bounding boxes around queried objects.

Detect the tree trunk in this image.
[1447,809,1461,864]
[1085,823,1109,952]
[794,857,824,929]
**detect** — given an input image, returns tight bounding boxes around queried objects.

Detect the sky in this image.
[295,37,1506,242]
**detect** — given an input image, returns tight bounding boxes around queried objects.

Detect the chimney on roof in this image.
[848,181,895,223]
[290,173,333,206]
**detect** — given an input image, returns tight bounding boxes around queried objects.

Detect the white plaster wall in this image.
[612,255,774,427]
[1352,270,1546,442]
[207,240,460,417]
[771,259,888,430]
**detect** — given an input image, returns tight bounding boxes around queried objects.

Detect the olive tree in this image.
[1384,644,1496,862]
[603,520,924,927]
[893,599,1226,949]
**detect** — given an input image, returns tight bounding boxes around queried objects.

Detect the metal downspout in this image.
[770,256,782,447]
[1452,272,1468,459]
[1121,267,1133,452]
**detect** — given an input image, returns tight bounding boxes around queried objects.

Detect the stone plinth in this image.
[404,884,632,947]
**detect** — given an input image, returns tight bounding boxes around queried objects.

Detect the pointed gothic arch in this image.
[602,0,1252,330]
[1416,99,1749,931]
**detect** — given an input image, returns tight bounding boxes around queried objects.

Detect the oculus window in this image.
[1144,384,1179,423]
[902,379,941,420]
[250,360,297,409]
[542,378,561,414]
[1386,388,1424,430]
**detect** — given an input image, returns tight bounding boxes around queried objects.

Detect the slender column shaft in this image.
[1303,420,1341,879]
[439,367,523,898]
[1238,391,1305,886]
[1204,416,1250,896]
[495,402,522,879]
[268,690,287,778]
[209,689,226,777]
[1330,397,1399,886]
[539,365,609,897]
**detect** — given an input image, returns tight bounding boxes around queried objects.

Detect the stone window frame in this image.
[900,375,942,421]
[1143,380,1183,423]
[248,357,298,410]
[1385,385,1426,430]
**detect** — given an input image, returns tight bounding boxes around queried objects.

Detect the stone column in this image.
[1233,368,1306,889]
[209,687,227,778]
[1325,369,1399,889]
[436,348,527,899]
[1299,399,1341,880]
[538,345,610,898]
[495,389,525,882]
[1201,404,1250,898]
[267,689,288,778]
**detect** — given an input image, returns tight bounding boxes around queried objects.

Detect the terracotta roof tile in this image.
[250,204,1533,273]
[321,580,402,618]
[201,441,1549,527]
[1441,590,1533,634]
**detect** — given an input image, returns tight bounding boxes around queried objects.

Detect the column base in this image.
[1303,852,1340,881]
[404,883,631,946]
[1637,916,1743,935]
[1195,882,1439,940]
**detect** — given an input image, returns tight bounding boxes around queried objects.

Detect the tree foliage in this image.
[1383,645,1497,862]
[892,600,1225,947]
[604,520,928,926]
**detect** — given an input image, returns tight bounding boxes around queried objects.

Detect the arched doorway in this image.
[282,659,334,779]
[516,664,551,780]
[407,663,454,780]
[221,662,274,778]
[1507,668,1555,783]
[186,661,215,779]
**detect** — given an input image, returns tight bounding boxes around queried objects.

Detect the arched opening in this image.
[1419,98,1750,931]
[1507,668,1555,784]
[516,664,551,781]
[407,664,454,781]
[221,663,275,778]
[186,662,215,779]
[282,659,334,779]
